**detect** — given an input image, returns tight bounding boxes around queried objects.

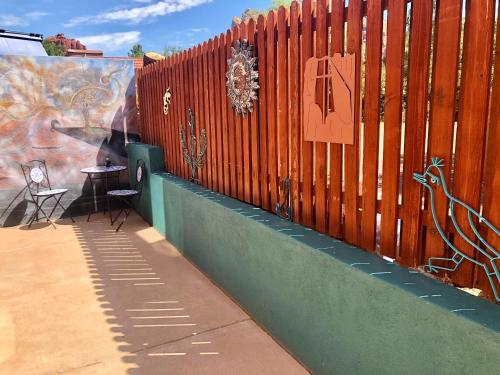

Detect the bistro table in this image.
[80,165,127,222]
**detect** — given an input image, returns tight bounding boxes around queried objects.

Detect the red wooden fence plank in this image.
[207,39,218,191]
[196,45,207,187]
[192,47,200,180]
[149,69,156,145]
[173,54,182,177]
[480,3,500,297]
[165,59,173,173]
[344,0,362,245]
[328,0,345,238]
[257,15,270,210]
[219,33,230,196]
[188,49,197,180]
[289,1,300,222]
[277,6,289,213]
[360,0,383,251]
[151,67,158,146]
[238,22,252,203]
[166,57,176,174]
[178,52,188,180]
[400,0,433,267]
[301,0,314,227]
[231,27,244,201]
[424,0,462,263]
[452,0,495,287]
[137,73,145,143]
[202,42,213,188]
[314,0,328,233]
[163,59,171,170]
[183,51,191,180]
[226,30,237,198]
[248,18,261,206]
[160,60,170,170]
[266,11,278,208]
[213,36,224,193]
[145,69,150,143]
[380,0,407,258]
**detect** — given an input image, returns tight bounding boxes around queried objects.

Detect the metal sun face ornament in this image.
[226,40,259,116]
[163,87,171,115]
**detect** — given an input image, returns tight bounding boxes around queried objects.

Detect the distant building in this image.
[66,48,104,58]
[0,30,47,56]
[46,33,103,57]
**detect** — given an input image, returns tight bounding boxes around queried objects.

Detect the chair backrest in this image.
[20,160,51,199]
[135,159,146,195]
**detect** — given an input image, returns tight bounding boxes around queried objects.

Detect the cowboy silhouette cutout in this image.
[303,53,355,144]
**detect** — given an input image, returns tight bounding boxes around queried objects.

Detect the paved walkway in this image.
[0,213,308,375]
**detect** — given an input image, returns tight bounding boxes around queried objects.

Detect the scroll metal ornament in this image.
[413,157,500,301]
[226,40,259,116]
[163,87,171,115]
[180,108,207,182]
[275,176,293,221]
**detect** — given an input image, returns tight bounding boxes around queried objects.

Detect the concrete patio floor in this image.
[0,213,308,375]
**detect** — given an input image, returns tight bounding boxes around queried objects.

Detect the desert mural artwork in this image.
[0,55,138,190]
[303,53,355,144]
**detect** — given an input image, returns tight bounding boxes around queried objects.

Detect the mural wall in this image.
[0,55,138,225]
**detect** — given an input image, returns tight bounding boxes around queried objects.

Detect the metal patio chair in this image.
[20,160,75,228]
[107,159,145,232]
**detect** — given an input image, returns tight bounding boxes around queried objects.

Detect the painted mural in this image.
[0,55,138,190]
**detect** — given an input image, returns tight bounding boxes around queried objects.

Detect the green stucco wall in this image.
[127,142,164,225]
[127,143,500,375]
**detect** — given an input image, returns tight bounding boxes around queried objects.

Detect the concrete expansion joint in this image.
[131,317,252,355]
[59,360,103,374]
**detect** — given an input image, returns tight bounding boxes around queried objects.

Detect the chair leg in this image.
[27,198,49,228]
[29,203,55,229]
[50,193,75,223]
[111,208,124,225]
[26,209,38,227]
[115,209,132,232]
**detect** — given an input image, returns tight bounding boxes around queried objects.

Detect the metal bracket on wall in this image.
[275,176,293,221]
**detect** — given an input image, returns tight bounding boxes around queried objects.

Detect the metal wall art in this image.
[163,87,171,115]
[226,40,259,116]
[180,108,207,182]
[413,157,500,301]
[275,176,293,221]
[303,53,355,144]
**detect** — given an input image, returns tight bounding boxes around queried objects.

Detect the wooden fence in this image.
[136,0,500,299]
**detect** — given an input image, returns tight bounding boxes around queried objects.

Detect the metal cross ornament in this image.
[180,108,207,183]
[226,39,259,116]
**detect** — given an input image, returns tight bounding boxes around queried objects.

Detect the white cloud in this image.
[0,15,28,27]
[77,31,141,52]
[189,27,208,33]
[25,11,50,20]
[0,12,49,28]
[65,0,212,27]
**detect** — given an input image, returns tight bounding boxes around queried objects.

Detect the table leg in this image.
[105,173,112,224]
[87,175,96,222]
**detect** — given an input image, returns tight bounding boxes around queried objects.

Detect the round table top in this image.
[80,165,127,174]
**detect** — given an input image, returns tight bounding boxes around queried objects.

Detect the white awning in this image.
[0,37,47,56]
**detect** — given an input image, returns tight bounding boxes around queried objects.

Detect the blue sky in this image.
[0,0,271,56]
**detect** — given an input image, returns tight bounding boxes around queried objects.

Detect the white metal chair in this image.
[20,160,75,228]
[107,159,145,232]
